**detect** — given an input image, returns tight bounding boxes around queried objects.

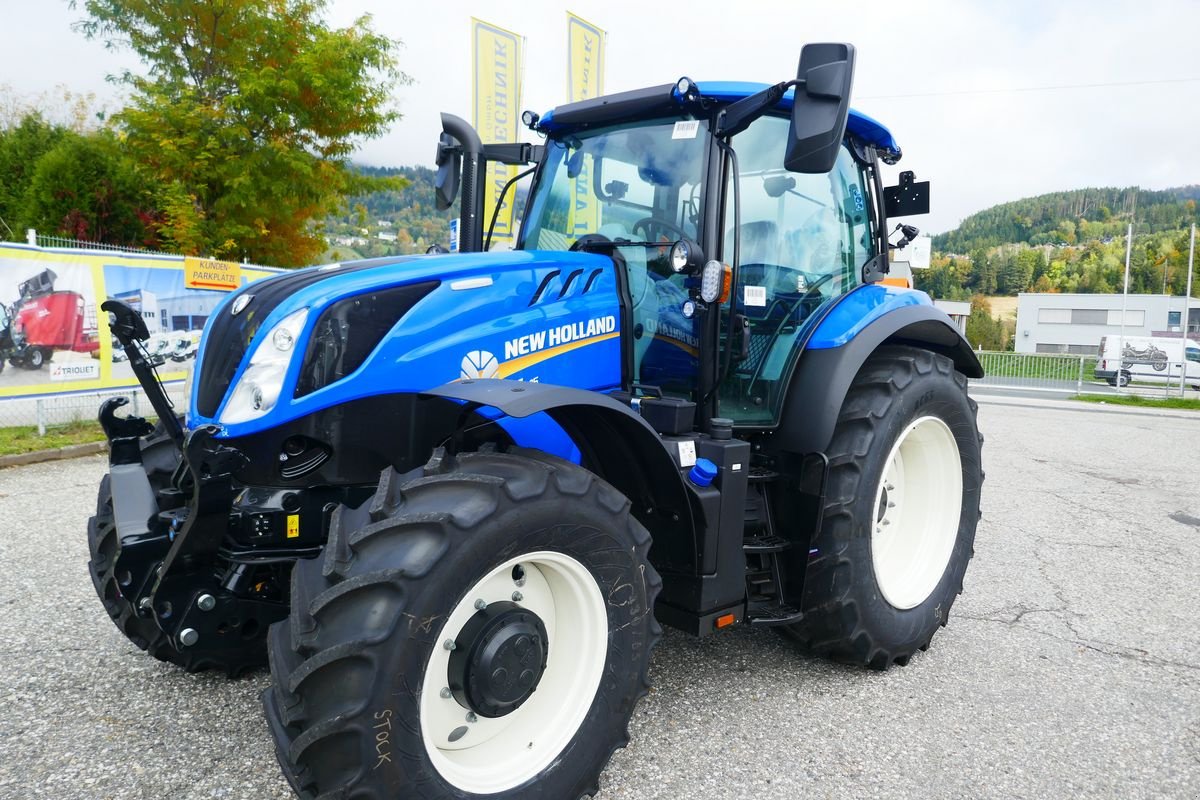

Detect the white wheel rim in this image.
[871,415,963,610]
[419,550,608,794]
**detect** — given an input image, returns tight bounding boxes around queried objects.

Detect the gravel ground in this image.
[1,399,1198,799]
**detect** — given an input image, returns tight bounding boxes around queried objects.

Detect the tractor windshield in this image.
[522,119,710,394]
[521,119,709,251]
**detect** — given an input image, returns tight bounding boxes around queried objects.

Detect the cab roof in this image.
[539,80,900,161]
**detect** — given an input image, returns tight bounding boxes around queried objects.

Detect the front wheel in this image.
[264,448,660,799]
[781,345,983,669]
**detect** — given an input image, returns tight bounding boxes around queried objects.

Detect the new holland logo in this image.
[460,350,499,380]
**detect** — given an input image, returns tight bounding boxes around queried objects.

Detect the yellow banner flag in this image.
[471,18,524,249]
[566,12,606,239]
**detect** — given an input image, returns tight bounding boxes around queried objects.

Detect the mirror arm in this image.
[713,79,799,139]
[480,143,544,166]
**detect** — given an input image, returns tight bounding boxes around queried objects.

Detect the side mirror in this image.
[434,131,461,211]
[785,42,856,174]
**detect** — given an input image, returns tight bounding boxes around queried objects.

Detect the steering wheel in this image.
[632,217,688,242]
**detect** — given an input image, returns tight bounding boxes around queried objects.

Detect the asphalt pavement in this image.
[1,399,1197,799]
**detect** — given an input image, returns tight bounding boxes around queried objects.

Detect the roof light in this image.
[673,76,700,103]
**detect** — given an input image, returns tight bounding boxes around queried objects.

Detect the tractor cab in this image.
[436,43,932,432]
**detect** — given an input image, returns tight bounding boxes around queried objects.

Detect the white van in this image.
[1095,335,1200,388]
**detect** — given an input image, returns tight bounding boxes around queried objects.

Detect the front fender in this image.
[775,303,982,455]
[423,379,697,573]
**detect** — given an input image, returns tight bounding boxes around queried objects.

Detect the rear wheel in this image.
[781,345,983,669]
[264,448,660,799]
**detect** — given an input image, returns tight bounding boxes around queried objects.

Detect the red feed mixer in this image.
[1,269,99,371]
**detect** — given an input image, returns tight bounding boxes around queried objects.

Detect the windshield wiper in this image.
[570,238,667,252]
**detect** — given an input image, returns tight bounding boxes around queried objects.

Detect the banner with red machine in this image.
[0,243,279,399]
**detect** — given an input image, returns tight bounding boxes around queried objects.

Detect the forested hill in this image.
[934,186,1200,253]
[324,165,534,259]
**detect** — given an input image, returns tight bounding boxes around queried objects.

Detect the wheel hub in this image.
[448,601,548,718]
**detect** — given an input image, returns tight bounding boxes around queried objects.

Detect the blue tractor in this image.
[90,43,983,799]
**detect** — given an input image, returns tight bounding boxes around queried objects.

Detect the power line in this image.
[859,76,1200,100]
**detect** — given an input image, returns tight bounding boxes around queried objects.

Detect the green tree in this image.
[22,130,156,246]
[76,0,409,266]
[965,295,1007,350]
[0,114,66,237]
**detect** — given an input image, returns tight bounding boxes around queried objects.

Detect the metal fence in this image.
[0,384,186,434]
[29,230,161,255]
[972,351,1198,398]
[0,351,1193,439]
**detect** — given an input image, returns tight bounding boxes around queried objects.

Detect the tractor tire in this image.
[27,347,46,369]
[780,345,983,669]
[87,423,265,675]
[264,448,661,800]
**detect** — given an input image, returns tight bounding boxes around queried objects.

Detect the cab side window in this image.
[718,115,873,424]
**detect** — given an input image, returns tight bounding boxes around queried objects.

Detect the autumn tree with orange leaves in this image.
[74,0,408,266]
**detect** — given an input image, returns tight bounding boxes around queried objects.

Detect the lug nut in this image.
[511,591,523,602]
[443,639,457,651]
[465,712,478,723]
[197,594,216,612]
[474,598,487,611]
[179,628,199,647]
[138,597,152,613]
[440,687,452,699]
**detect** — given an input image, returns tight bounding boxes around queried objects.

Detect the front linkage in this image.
[92,301,338,673]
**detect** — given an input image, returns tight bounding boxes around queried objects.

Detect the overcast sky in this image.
[2,0,1197,232]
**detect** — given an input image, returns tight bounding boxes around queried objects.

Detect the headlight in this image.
[219,308,308,425]
[670,240,691,273]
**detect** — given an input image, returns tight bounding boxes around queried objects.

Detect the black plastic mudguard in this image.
[421,379,698,574]
[775,304,982,456]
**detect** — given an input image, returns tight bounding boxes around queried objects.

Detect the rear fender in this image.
[422,379,697,573]
[774,303,981,456]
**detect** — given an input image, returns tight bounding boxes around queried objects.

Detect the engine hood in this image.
[190,249,623,438]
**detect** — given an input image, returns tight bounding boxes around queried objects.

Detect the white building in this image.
[114,289,161,332]
[1015,293,1199,355]
[159,292,223,331]
[933,299,969,335]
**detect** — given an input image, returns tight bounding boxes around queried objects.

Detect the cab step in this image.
[743,534,790,554]
[746,599,804,627]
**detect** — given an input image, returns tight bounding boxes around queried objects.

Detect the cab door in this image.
[717,115,875,425]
